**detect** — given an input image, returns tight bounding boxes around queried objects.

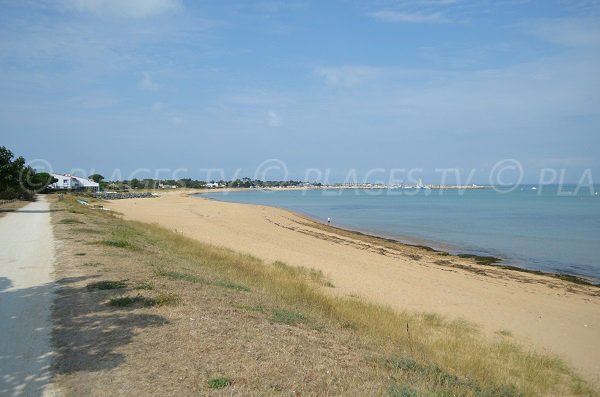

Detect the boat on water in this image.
[417,179,431,189]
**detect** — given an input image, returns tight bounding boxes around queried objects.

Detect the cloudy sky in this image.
[1,0,599,183]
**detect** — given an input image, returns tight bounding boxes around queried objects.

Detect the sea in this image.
[199,185,600,283]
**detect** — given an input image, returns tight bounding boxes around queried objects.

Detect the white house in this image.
[48,174,100,192]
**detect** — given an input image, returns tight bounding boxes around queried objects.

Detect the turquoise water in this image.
[199,186,600,282]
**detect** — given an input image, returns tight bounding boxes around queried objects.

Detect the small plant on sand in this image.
[82,261,103,267]
[74,252,86,256]
[387,382,419,397]
[101,239,134,249]
[270,384,283,392]
[59,218,84,224]
[207,377,231,389]
[108,295,148,307]
[74,227,102,234]
[157,269,202,283]
[108,293,180,307]
[87,280,127,290]
[271,309,308,326]
[214,280,251,291]
[152,293,181,306]
[134,281,154,290]
[496,329,513,337]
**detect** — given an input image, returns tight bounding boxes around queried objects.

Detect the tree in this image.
[0,146,27,199]
[0,146,58,200]
[26,172,57,192]
[89,174,104,183]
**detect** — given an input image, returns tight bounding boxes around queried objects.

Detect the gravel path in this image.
[0,196,57,396]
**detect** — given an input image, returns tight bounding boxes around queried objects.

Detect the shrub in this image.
[207,377,231,389]
[87,280,127,290]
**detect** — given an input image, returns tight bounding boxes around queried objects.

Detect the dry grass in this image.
[0,199,29,217]
[49,195,598,396]
[135,226,593,395]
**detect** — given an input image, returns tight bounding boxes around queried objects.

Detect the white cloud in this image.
[152,101,164,112]
[267,111,282,127]
[170,115,184,125]
[528,156,595,167]
[368,10,444,23]
[524,18,600,48]
[140,72,159,91]
[63,0,182,18]
[315,66,423,87]
[315,66,380,87]
[78,94,119,109]
[229,92,281,105]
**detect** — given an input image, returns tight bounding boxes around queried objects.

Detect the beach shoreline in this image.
[197,189,600,286]
[105,189,600,383]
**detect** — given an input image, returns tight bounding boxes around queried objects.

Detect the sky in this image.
[1,0,599,184]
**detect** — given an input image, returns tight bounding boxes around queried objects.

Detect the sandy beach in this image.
[106,190,600,383]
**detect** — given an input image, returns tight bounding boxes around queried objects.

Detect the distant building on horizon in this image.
[48,174,100,192]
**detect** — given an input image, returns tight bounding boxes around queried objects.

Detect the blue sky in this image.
[1,0,599,183]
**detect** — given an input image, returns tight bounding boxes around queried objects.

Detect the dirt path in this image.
[0,196,57,396]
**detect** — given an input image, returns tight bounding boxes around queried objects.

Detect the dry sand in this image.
[106,190,600,383]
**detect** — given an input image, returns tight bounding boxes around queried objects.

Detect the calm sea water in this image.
[199,186,600,282]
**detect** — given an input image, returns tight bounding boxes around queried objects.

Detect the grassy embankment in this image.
[51,195,597,396]
[0,199,29,217]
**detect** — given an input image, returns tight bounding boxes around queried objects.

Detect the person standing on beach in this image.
[327,217,331,224]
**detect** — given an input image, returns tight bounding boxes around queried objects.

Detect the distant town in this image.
[45,173,490,193]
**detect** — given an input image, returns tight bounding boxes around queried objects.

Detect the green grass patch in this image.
[108,293,180,307]
[101,239,135,249]
[232,303,266,312]
[151,293,181,306]
[157,269,249,291]
[87,280,127,291]
[270,384,283,392]
[73,227,103,234]
[157,269,203,283]
[271,309,308,326]
[214,280,251,291]
[134,281,154,290]
[387,382,419,397]
[207,377,231,389]
[59,218,84,224]
[383,355,522,396]
[108,295,148,307]
[82,261,103,267]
